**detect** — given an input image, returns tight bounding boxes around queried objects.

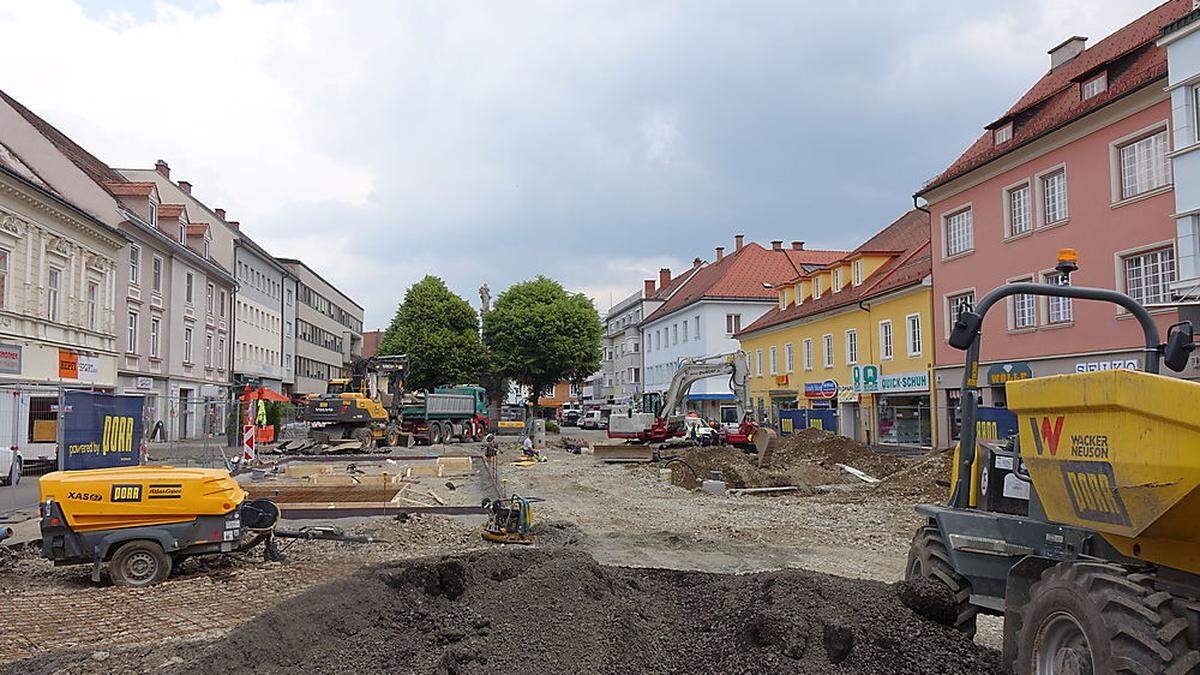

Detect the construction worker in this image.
[483,434,499,467]
[522,434,535,457]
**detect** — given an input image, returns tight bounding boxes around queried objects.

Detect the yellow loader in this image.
[907,250,1200,673]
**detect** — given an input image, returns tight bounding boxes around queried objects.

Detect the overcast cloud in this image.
[0,0,1155,326]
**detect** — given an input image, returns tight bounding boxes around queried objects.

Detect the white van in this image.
[580,410,608,430]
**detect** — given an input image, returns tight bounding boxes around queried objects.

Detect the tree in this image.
[483,276,602,406]
[379,276,486,392]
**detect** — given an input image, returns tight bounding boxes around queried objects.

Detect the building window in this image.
[185,272,194,304]
[1123,247,1176,306]
[654,331,660,350]
[1043,272,1072,324]
[127,311,138,353]
[1082,72,1107,100]
[833,268,842,292]
[219,290,226,318]
[129,244,140,285]
[1007,183,1031,237]
[681,320,688,342]
[852,260,863,286]
[693,316,700,340]
[152,256,163,292]
[845,329,858,365]
[47,266,61,321]
[907,313,922,357]
[813,275,823,298]
[150,317,160,357]
[148,201,157,227]
[785,343,794,373]
[207,283,215,314]
[769,346,778,375]
[726,313,742,334]
[944,207,973,257]
[0,248,7,308]
[286,288,293,306]
[206,333,213,366]
[1011,278,1036,329]
[1041,169,1068,225]
[948,292,975,332]
[879,320,893,360]
[994,122,1013,145]
[86,281,98,329]
[822,333,834,368]
[217,337,225,369]
[1118,129,1170,200]
[184,327,193,363]
[803,338,813,371]
[672,323,678,345]
[755,349,764,377]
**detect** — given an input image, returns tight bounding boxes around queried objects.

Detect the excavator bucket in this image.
[753,428,779,467]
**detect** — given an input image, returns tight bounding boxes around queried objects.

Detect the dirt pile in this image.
[665,446,837,490]
[168,548,1000,675]
[873,450,953,503]
[772,428,910,479]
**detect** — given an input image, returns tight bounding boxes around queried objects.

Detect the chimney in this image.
[771,240,783,251]
[228,220,240,230]
[659,267,671,288]
[1049,36,1086,70]
[735,234,745,251]
[791,241,804,251]
[214,208,226,220]
[643,279,656,297]
[715,246,725,261]
[178,180,192,195]
[154,159,169,178]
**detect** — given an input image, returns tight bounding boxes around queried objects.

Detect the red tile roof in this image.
[103,181,157,197]
[918,0,1190,195]
[185,223,209,237]
[737,209,931,336]
[642,243,847,325]
[158,204,185,219]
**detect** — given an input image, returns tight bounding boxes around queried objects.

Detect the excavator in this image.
[600,351,758,460]
[906,249,1200,673]
[300,354,408,450]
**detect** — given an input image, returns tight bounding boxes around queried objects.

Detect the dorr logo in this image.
[110,484,142,502]
[1029,416,1066,456]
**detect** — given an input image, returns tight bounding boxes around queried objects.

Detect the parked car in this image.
[0,445,20,487]
[580,410,608,430]
[561,409,582,427]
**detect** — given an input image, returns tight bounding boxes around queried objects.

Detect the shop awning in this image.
[239,386,289,402]
[685,393,736,401]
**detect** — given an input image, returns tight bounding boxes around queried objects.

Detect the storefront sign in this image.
[1075,359,1138,373]
[0,342,21,374]
[837,386,859,403]
[852,365,928,394]
[987,362,1033,385]
[804,379,839,399]
[135,376,154,391]
[58,350,99,381]
[774,374,790,386]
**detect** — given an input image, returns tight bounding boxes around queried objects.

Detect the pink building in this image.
[917,0,1200,447]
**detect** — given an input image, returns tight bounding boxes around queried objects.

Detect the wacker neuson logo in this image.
[1028,416,1065,456]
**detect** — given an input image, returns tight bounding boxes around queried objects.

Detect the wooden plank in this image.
[243,484,402,504]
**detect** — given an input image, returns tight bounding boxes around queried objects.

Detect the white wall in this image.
[642,300,771,397]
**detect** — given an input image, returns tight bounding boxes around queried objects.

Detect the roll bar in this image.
[947,282,1162,509]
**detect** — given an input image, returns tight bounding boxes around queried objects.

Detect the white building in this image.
[641,236,844,420]
[1161,7,1200,318]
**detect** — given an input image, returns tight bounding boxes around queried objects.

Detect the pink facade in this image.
[929,99,1180,370]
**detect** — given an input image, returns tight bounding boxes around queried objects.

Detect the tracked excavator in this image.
[906,249,1200,673]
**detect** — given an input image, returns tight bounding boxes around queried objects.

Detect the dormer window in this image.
[833,268,842,292]
[994,122,1013,145]
[178,225,185,243]
[147,201,157,227]
[203,240,210,258]
[1082,72,1107,100]
[813,275,822,298]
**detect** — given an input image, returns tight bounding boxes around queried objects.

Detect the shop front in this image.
[0,339,117,389]
[851,364,933,449]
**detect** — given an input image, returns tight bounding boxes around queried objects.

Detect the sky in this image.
[0,0,1162,328]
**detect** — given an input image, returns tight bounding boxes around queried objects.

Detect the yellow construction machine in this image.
[906,250,1200,673]
[302,354,408,449]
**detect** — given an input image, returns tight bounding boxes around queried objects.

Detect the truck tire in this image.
[109,540,172,587]
[353,427,376,450]
[905,524,977,637]
[1014,561,1200,674]
[429,423,442,445]
[385,427,401,448]
[472,422,484,442]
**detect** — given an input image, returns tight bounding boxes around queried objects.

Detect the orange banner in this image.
[58,350,78,379]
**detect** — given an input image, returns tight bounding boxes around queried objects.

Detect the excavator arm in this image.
[658,351,751,422]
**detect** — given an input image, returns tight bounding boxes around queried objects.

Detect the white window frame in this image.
[0,247,8,309]
[813,275,822,298]
[1007,275,1037,330]
[129,244,140,285]
[1082,72,1107,100]
[942,288,975,340]
[994,122,1013,145]
[1003,179,1032,239]
[86,280,98,329]
[150,317,160,357]
[942,205,974,258]
[1041,270,1073,324]
[206,283,215,315]
[1115,241,1176,308]
[832,268,842,292]
[184,327,193,363]
[46,266,62,322]
[1109,122,1171,203]
[755,349,764,377]
[769,346,778,375]
[1036,164,1069,227]
[879,319,893,360]
[206,333,214,366]
[185,272,194,305]
[852,260,863,286]
[726,313,741,335]
[803,338,813,371]
[127,310,139,354]
[152,255,163,292]
[906,313,923,357]
[147,201,157,227]
[845,329,858,365]
[785,342,794,373]
[217,337,225,370]
[822,333,834,369]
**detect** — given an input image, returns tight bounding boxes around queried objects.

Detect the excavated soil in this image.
[773,428,911,478]
[164,548,1001,675]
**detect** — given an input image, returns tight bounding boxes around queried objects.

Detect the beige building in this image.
[278,258,363,395]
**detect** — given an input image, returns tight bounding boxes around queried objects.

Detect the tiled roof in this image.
[185,223,209,237]
[653,267,698,300]
[103,181,156,197]
[0,89,129,192]
[158,204,185,219]
[736,209,931,336]
[642,243,847,325]
[918,0,1191,195]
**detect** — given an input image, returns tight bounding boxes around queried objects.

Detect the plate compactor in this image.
[38,465,371,587]
[907,250,1200,673]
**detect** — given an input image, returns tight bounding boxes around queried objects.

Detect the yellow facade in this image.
[738,278,937,448]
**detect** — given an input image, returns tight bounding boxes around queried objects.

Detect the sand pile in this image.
[177,548,1001,674]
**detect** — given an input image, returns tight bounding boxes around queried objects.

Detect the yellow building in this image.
[736,210,938,449]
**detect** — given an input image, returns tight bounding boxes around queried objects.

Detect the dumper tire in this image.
[905,524,977,637]
[1014,561,1200,675]
[109,540,172,587]
[353,427,376,451]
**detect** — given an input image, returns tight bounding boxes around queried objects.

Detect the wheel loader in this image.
[906,249,1200,673]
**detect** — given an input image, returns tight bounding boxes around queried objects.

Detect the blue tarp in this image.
[61,391,144,471]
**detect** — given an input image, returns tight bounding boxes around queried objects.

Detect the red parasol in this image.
[239,386,289,402]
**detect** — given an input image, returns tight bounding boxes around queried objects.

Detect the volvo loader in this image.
[906,250,1200,673]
